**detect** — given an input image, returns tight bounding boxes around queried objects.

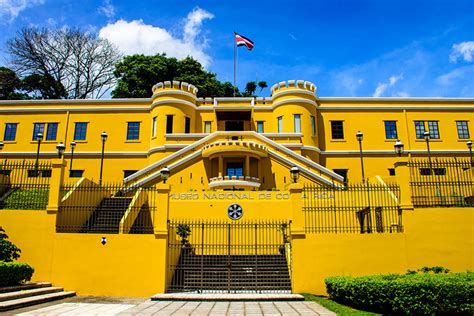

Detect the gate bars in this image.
[303,183,402,233]
[167,220,292,293]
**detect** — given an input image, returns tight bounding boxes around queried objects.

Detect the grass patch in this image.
[303,293,380,316]
[2,188,49,210]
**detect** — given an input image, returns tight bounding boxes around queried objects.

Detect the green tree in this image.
[0,67,29,100]
[244,81,257,96]
[258,81,268,92]
[112,54,239,98]
[0,227,21,262]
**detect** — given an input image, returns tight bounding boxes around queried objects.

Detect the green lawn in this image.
[303,293,380,316]
[1,188,49,210]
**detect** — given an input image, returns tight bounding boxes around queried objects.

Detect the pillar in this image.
[218,156,223,177]
[154,183,170,235]
[289,182,305,237]
[245,156,250,177]
[394,157,414,211]
[46,158,67,213]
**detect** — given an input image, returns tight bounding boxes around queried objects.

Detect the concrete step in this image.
[0,282,51,294]
[152,293,304,301]
[0,286,64,302]
[0,290,76,312]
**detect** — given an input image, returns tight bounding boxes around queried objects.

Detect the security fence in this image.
[57,182,156,234]
[408,158,473,207]
[0,160,51,210]
[303,183,402,234]
[167,220,292,293]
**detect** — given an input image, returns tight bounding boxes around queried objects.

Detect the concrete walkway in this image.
[16,299,336,315]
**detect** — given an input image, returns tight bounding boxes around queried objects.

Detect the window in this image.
[69,170,84,178]
[388,168,395,176]
[152,117,157,137]
[185,117,191,134]
[277,116,283,133]
[456,121,470,139]
[414,121,425,139]
[414,121,440,139]
[384,121,398,139]
[311,116,316,136]
[257,121,264,133]
[204,121,212,133]
[127,122,140,140]
[427,121,440,139]
[331,121,344,139]
[28,169,51,177]
[32,123,45,140]
[46,123,58,141]
[4,123,17,141]
[74,123,88,141]
[420,168,446,176]
[123,170,138,178]
[166,115,173,134]
[333,169,348,184]
[226,162,243,177]
[294,114,301,133]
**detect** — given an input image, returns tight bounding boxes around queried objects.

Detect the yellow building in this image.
[0,80,473,296]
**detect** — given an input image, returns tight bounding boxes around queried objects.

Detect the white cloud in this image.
[183,7,214,43]
[99,7,214,67]
[450,41,474,63]
[98,0,115,19]
[437,65,474,85]
[0,0,44,23]
[373,73,403,97]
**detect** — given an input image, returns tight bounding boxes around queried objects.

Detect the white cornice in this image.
[151,90,197,100]
[271,89,316,99]
[0,98,150,105]
[165,133,208,139]
[271,98,317,110]
[150,99,197,110]
[0,107,149,113]
[318,97,474,103]
[318,106,474,111]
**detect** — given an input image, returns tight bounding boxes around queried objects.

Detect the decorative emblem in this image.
[228,204,243,220]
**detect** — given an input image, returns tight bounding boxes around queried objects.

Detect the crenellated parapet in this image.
[270,80,317,97]
[151,81,198,98]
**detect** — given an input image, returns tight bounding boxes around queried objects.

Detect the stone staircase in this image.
[169,253,292,293]
[0,282,75,312]
[83,197,132,233]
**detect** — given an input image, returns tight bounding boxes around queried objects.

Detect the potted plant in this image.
[176,224,192,254]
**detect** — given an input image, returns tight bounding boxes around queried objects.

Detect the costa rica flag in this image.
[235,33,254,50]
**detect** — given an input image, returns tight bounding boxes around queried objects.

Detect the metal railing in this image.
[303,183,402,233]
[167,220,292,293]
[0,160,51,210]
[57,182,156,234]
[408,158,474,207]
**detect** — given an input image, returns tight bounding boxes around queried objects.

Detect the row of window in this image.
[3,119,470,142]
[330,120,470,140]
[3,122,142,142]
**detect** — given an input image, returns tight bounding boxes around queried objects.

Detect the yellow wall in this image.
[0,210,167,297]
[292,207,474,295]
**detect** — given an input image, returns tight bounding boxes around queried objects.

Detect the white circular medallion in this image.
[228,204,243,220]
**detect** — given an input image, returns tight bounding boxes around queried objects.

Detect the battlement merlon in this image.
[270,80,317,97]
[151,81,199,97]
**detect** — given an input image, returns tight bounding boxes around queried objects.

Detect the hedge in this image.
[326,272,474,315]
[0,261,34,286]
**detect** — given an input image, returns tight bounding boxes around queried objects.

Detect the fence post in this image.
[289,182,305,237]
[394,157,414,211]
[46,158,67,213]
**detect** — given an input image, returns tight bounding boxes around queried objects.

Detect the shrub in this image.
[0,227,21,261]
[0,261,34,286]
[326,272,474,315]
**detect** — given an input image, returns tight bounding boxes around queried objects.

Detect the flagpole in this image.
[233,32,236,97]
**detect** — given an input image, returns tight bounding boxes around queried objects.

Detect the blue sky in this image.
[1,0,473,97]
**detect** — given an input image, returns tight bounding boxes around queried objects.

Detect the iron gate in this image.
[166,221,292,293]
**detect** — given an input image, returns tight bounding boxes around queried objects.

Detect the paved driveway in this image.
[17,300,336,315]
